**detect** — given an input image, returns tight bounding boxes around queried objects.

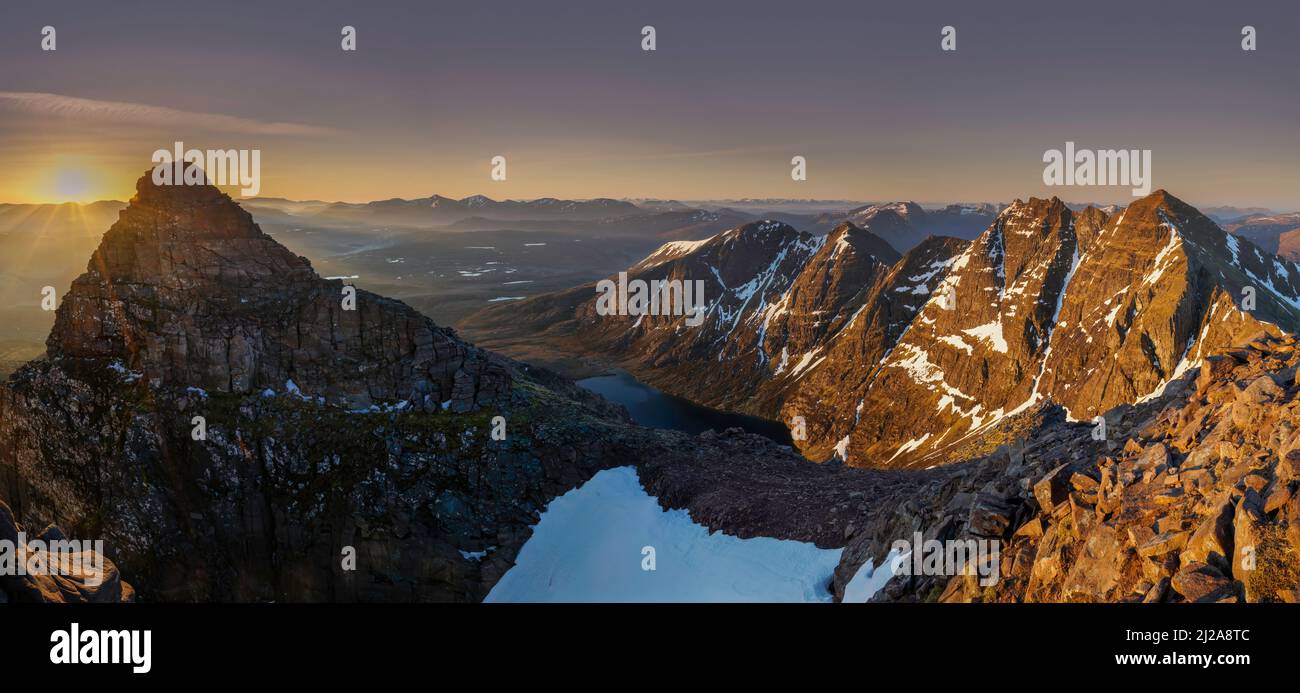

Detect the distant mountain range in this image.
[241,194,1001,242]
[1222,212,1300,261]
[0,200,126,235]
[806,201,998,251]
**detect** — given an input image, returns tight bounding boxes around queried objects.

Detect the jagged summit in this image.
[825,221,903,265]
[121,168,271,240]
[48,171,510,412]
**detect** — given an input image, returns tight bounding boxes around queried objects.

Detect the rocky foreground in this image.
[648,333,1300,602]
[935,334,1300,603]
[0,499,133,603]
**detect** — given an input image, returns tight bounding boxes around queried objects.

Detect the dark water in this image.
[578,370,792,445]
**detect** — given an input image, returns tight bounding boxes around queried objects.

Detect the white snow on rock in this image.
[842,549,908,603]
[963,319,1008,353]
[486,466,843,603]
[833,434,851,461]
[638,236,715,268]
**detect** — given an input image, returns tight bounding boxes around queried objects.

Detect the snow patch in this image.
[962,320,1008,353]
[843,549,908,603]
[937,334,974,354]
[486,467,843,602]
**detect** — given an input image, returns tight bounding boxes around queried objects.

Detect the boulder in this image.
[1171,561,1235,603]
[1060,525,1126,601]
[1196,355,1236,395]
[1033,464,1072,516]
[1238,375,1283,404]
[1137,531,1188,558]
[1232,489,1265,586]
[1182,499,1235,570]
[967,493,1017,538]
[1263,483,1293,514]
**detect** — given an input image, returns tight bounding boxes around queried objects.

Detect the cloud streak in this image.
[0,91,336,136]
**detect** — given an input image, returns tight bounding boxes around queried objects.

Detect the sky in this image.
[1,0,1298,208]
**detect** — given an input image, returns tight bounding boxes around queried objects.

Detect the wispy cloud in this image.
[0,91,336,136]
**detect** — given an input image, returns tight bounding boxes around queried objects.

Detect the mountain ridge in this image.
[462,190,1300,468]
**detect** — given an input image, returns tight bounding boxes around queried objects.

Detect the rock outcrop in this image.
[48,174,510,412]
[0,499,133,603]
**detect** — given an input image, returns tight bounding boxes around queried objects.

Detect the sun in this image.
[53,168,94,202]
[32,155,116,203]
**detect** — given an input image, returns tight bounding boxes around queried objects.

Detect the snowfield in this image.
[485,467,849,603]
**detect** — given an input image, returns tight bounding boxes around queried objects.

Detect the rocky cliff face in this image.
[465,191,1300,469]
[0,173,666,601]
[47,175,510,412]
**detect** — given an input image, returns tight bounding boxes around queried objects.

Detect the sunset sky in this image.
[1,0,1298,208]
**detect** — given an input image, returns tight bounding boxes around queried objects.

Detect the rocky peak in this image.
[48,171,510,412]
[823,222,902,266]
[1073,204,1112,253]
[1039,188,1300,421]
[832,194,1079,465]
[844,203,928,252]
